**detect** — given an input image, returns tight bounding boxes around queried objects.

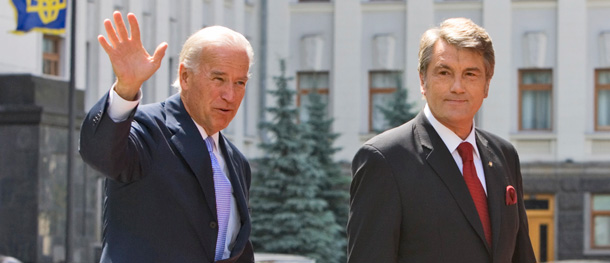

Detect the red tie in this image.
[457,142,492,247]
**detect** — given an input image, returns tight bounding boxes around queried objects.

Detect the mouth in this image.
[216,107,233,114]
[447,99,465,102]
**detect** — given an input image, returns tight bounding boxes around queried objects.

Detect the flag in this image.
[10,0,67,35]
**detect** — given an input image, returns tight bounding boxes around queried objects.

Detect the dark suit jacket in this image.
[347,112,536,263]
[80,93,254,263]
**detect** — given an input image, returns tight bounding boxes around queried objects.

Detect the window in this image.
[43,35,61,76]
[592,194,610,249]
[519,69,553,131]
[369,71,402,132]
[595,69,610,131]
[297,72,330,122]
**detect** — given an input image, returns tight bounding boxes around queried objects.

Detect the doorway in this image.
[524,194,555,262]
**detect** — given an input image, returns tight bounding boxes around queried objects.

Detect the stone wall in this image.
[0,74,100,263]
[523,162,610,260]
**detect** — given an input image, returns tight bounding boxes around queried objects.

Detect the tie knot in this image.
[457,142,474,162]
[205,136,215,153]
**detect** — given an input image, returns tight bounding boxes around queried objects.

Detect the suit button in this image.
[209,221,217,229]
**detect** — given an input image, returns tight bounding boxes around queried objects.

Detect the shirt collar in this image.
[192,119,220,152]
[423,104,480,158]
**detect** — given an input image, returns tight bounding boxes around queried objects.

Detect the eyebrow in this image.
[464,67,482,72]
[210,70,249,81]
[434,64,482,72]
[210,70,227,77]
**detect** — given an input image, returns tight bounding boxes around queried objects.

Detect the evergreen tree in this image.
[250,60,342,263]
[377,77,417,131]
[302,76,351,263]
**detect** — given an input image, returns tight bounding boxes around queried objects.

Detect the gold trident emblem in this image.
[26,0,67,25]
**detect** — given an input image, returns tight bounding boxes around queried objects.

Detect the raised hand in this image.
[98,11,168,100]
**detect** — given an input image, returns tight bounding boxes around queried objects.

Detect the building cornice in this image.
[512,0,557,10]
[435,1,482,11]
[290,2,334,13]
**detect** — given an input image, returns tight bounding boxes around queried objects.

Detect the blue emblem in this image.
[10,0,67,34]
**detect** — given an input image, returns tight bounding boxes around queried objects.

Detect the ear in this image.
[419,72,426,96]
[179,63,190,90]
[483,79,490,98]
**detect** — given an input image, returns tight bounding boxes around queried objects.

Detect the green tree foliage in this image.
[250,60,342,263]
[377,77,417,131]
[302,75,351,263]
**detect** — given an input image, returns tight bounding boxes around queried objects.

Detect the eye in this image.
[465,72,478,77]
[236,81,246,86]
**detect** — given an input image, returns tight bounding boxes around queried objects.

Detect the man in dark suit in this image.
[347,18,536,263]
[80,11,254,263]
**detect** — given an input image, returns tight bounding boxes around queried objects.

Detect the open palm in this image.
[98,11,168,100]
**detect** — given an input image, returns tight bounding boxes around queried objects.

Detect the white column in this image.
[128,0,143,20]
[190,0,204,32]
[481,0,511,140]
[405,0,434,110]
[234,0,245,32]
[74,0,88,90]
[97,1,115,101]
[333,0,361,161]
[556,0,587,161]
[232,0,246,150]
[245,0,262,142]
[152,0,170,102]
[213,0,224,25]
[265,0,291,109]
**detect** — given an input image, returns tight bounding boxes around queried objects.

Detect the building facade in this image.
[1,0,610,261]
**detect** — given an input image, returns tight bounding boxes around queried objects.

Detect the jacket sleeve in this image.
[511,151,537,263]
[79,92,144,182]
[347,144,401,263]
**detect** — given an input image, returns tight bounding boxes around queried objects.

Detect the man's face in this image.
[419,40,490,136]
[180,45,250,135]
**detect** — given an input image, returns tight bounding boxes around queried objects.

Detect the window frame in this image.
[595,69,610,131]
[296,71,330,122]
[369,70,402,133]
[590,194,610,249]
[42,34,62,76]
[518,68,553,131]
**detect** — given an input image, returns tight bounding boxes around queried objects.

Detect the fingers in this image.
[97,35,112,54]
[127,13,141,43]
[103,18,119,47]
[152,42,169,65]
[113,11,129,42]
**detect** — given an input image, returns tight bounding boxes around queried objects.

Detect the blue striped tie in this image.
[205,137,232,261]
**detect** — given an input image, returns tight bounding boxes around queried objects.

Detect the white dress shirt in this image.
[107,88,240,259]
[423,104,488,195]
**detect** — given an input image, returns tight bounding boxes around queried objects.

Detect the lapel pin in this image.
[488,161,493,167]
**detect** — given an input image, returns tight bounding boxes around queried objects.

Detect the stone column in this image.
[482,0,511,139]
[405,0,434,110]
[556,0,587,161]
[333,0,362,161]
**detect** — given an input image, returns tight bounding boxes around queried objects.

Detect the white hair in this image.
[172,25,254,89]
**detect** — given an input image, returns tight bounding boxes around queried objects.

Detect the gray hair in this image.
[418,18,495,80]
[172,25,254,89]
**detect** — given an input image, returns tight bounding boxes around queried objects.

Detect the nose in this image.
[450,77,466,94]
[220,83,236,102]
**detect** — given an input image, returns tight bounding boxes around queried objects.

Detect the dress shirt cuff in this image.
[107,85,142,122]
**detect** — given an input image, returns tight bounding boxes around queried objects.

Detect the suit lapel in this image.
[476,131,509,257]
[165,94,218,219]
[218,134,249,221]
[218,134,251,255]
[415,113,491,253]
